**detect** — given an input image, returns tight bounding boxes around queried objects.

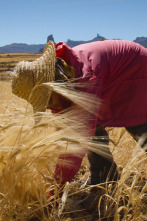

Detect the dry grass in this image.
[0,53,40,80]
[0,53,146,220]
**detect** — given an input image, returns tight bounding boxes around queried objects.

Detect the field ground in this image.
[0,54,146,220]
[0,53,40,80]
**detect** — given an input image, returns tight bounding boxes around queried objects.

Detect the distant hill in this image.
[66,34,106,47]
[133,37,147,47]
[0,43,45,53]
[0,34,147,53]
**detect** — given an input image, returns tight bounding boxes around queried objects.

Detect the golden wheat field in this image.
[0,54,146,221]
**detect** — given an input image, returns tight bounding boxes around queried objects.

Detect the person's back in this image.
[73,40,147,81]
[70,40,147,127]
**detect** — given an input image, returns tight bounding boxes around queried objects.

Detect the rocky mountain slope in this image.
[0,34,146,53]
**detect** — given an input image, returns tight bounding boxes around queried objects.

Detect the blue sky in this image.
[0,0,147,46]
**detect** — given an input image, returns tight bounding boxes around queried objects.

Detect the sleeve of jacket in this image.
[54,153,86,184]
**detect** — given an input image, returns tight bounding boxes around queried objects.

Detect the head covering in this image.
[12,41,56,112]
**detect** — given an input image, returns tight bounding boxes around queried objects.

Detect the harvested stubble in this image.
[0,81,146,221]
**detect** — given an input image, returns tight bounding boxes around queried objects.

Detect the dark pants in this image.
[88,124,147,185]
[126,124,147,150]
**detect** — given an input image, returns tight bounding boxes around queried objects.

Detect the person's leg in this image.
[87,126,118,185]
[126,123,147,151]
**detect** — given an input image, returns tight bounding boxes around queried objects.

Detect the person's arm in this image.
[54,153,86,184]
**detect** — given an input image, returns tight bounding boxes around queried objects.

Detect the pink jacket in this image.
[54,40,147,185]
[56,40,147,128]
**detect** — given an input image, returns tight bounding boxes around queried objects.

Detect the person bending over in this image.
[12,40,147,186]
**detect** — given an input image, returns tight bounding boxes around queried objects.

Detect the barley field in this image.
[0,54,146,221]
[0,53,40,80]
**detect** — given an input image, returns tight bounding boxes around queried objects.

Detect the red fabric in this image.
[54,154,85,184]
[54,40,147,185]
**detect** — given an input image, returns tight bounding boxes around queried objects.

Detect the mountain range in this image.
[0,34,147,53]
